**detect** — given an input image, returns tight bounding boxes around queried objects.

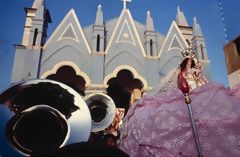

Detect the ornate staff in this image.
[177,71,203,157]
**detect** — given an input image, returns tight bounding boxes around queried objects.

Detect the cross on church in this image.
[122,0,132,10]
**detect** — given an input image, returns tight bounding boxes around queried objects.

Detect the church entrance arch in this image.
[106,69,143,113]
[46,66,86,96]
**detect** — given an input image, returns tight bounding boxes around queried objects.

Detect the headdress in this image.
[181,45,198,65]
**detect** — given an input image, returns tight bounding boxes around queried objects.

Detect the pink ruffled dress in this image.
[119,82,240,157]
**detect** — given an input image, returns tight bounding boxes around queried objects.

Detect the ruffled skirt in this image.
[119,83,240,157]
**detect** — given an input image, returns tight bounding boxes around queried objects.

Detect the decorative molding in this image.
[103,65,148,89]
[91,51,105,55]
[158,21,188,58]
[85,84,109,94]
[168,34,183,51]
[144,55,159,60]
[57,23,79,43]
[86,84,108,88]
[127,10,146,57]
[105,9,146,57]
[116,19,136,46]
[43,9,91,53]
[40,61,91,85]
[104,11,124,54]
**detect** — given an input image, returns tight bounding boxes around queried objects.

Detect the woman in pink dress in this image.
[119,58,240,157]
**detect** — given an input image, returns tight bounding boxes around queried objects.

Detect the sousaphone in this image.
[0,79,92,156]
[85,93,116,132]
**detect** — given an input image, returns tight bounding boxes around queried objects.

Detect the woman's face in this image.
[186,59,192,69]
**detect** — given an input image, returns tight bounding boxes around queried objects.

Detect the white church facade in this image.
[11,0,211,111]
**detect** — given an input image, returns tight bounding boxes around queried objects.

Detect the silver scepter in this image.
[177,71,203,157]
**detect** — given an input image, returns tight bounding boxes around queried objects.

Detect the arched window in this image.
[150,39,153,56]
[200,44,204,60]
[32,28,38,46]
[96,34,100,52]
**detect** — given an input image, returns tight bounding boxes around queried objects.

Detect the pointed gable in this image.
[158,21,188,76]
[105,10,146,57]
[158,21,188,58]
[43,9,91,53]
[116,19,136,46]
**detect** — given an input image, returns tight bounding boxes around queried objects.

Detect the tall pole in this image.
[184,93,203,157]
[178,71,203,157]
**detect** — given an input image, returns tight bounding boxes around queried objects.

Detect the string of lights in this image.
[218,0,229,43]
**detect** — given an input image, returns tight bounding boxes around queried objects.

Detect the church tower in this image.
[11,0,51,82]
[92,5,105,53]
[144,11,158,57]
[192,17,211,79]
[192,17,208,60]
[175,6,192,45]
[22,0,51,46]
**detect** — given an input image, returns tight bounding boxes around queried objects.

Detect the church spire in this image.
[95,4,103,25]
[175,6,189,26]
[145,10,157,56]
[92,4,105,52]
[32,0,45,9]
[146,10,155,31]
[193,17,203,37]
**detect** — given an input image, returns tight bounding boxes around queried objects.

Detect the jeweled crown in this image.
[181,45,198,64]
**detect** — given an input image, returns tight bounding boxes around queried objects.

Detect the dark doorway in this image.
[107,70,143,113]
[46,66,86,96]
